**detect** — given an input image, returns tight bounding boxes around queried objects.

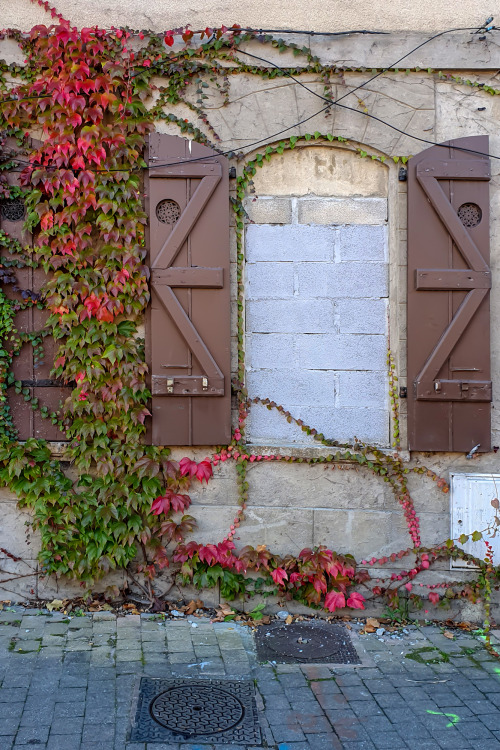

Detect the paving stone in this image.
[271,724,307,742]
[0,717,21,735]
[15,725,50,744]
[46,736,82,750]
[52,702,85,718]
[49,716,84,734]
[370,734,408,750]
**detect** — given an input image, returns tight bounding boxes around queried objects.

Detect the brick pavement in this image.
[1,607,500,749]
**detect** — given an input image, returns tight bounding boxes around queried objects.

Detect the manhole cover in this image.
[256,621,361,664]
[151,685,244,735]
[130,678,261,745]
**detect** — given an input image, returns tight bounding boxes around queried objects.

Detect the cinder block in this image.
[337,224,387,261]
[246,369,336,407]
[246,333,297,369]
[298,197,387,225]
[246,262,294,299]
[338,298,387,334]
[246,299,335,334]
[284,405,389,444]
[294,262,329,297]
[337,371,388,407]
[245,224,335,262]
[296,261,388,299]
[244,197,292,224]
[296,333,387,371]
[246,401,315,445]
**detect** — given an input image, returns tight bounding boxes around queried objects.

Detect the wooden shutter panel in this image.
[145,133,231,446]
[407,136,491,452]
[2,139,70,441]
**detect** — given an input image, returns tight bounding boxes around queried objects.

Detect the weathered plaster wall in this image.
[2,0,498,34]
[1,25,500,616]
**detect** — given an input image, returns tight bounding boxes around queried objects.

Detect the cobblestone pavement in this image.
[1,607,500,750]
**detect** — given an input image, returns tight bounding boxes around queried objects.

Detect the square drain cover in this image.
[130,678,261,744]
[256,621,361,664]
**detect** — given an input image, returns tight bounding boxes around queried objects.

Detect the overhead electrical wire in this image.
[1,19,499,174]
[134,19,500,169]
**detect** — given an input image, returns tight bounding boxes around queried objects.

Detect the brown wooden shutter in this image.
[2,139,70,441]
[407,135,491,452]
[145,133,231,445]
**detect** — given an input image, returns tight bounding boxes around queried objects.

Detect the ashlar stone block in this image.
[244,197,292,224]
[298,197,387,225]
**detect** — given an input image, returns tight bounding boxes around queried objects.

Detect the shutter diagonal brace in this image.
[150,164,225,396]
[414,161,492,402]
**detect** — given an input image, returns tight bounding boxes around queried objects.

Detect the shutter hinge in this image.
[152,375,224,396]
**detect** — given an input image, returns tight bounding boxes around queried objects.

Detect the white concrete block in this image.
[296,334,387,371]
[337,371,388,408]
[297,261,388,299]
[244,197,292,224]
[294,262,329,297]
[246,333,297,369]
[246,401,314,445]
[338,298,388,334]
[338,224,387,262]
[246,299,335,333]
[246,262,294,299]
[247,402,389,446]
[247,369,336,407]
[293,406,390,445]
[245,224,335,262]
[298,197,387,225]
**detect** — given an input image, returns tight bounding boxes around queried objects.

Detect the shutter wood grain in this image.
[145,134,231,446]
[407,136,491,452]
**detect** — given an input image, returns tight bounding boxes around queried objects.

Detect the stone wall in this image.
[1,25,500,617]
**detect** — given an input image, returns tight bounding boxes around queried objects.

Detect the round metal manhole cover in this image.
[265,623,349,661]
[156,198,181,224]
[0,198,25,222]
[150,685,245,736]
[457,202,482,228]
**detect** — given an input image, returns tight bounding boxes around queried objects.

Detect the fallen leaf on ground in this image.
[46,599,64,612]
[285,615,293,625]
[363,617,381,633]
[443,630,455,640]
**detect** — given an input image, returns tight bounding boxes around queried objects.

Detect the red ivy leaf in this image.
[324,590,346,612]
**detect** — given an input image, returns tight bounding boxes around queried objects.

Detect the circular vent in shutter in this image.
[457,202,482,228]
[156,199,181,224]
[0,198,25,222]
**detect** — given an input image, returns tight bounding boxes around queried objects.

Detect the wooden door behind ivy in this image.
[1,139,70,440]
